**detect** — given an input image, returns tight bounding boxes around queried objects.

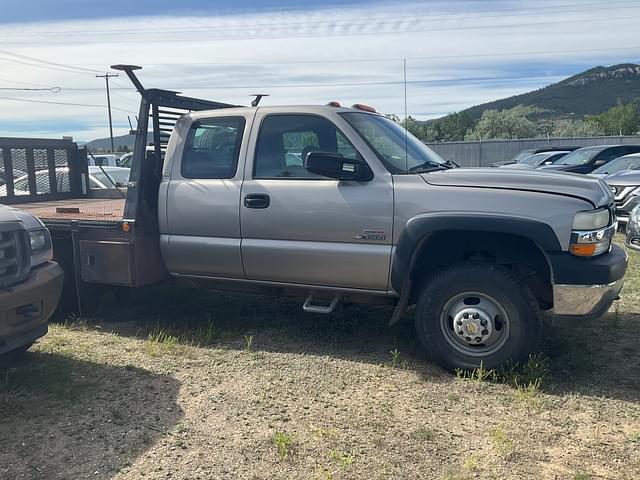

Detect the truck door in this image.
[162,113,251,278]
[240,111,394,291]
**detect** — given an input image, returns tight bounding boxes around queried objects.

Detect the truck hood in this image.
[0,204,19,223]
[422,168,612,207]
[602,170,640,186]
[0,204,43,230]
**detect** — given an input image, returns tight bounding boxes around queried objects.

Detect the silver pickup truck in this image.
[0,204,63,360]
[5,66,627,372]
[153,103,626,371]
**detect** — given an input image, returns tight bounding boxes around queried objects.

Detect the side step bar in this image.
[303,293,340,314]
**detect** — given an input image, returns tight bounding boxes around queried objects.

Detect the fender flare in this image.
[388,212,560,324]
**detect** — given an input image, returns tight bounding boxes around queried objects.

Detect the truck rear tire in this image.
[415,263,539,372]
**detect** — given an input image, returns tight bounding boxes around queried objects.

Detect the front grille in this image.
[0,229,29,288]
[609,185,636,205]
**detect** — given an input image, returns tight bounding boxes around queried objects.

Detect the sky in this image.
[0,0,639,142]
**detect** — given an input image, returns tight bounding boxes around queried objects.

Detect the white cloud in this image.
[0,0,638,140]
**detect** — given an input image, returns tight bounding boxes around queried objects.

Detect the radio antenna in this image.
[251,94,270,107]
[403,58,408,172]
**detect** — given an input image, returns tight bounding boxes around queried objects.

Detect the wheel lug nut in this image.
[457,320,463,326]
[465,336,472,342]
[482,329,488,335]
[476,337,482,343]
[463,313,469,319]
[472,313,479,319]
[480,319,488,326]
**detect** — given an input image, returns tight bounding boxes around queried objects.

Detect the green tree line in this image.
[391,100,640,142]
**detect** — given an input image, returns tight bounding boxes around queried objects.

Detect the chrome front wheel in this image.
[441,292,510,357]
[415,263,539,371]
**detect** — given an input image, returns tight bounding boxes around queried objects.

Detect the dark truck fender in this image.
[388,212,561,324]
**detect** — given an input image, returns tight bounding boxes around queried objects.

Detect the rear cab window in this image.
[181,117,246,179]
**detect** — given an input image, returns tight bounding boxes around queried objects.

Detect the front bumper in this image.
[549,244,627,319]
[553,279,624,318]
[0,261,64,355]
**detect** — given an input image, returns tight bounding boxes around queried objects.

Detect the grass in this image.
[573,472,592,480]
[272,431,295,461]
[0,235,638,479]
[412,426,435,441]
[490,428,514,457]
[244,334,254,352]
[329,449,354,468]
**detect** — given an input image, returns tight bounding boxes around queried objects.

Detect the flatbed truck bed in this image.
[16,198,125,225]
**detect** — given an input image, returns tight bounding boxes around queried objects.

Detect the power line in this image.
[0,86,61,92]
[0,95,136,114]
[0,49,103,74]
[0,55,99,76]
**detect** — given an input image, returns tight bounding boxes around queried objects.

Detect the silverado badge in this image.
[354,230,387,241]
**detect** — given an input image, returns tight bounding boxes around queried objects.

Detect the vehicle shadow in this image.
[540,308,640,403]
[68,279,640,402]
[0,351,182,479]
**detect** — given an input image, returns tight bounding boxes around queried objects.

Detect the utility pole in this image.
[96,73,119,153]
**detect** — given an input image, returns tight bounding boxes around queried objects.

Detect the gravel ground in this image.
[1,242,639,480]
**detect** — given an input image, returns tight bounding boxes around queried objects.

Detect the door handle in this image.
[244,193,270,209]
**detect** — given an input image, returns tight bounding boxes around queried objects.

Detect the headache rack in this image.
[7,65,242,302]
[112,64,238,225]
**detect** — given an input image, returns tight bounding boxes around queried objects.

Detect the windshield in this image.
[511,150,535,163]
[92,169,130,187]
[555,148,600,165]
[592,156,640,174]
[520,153,549,165]
[340,112,446,173]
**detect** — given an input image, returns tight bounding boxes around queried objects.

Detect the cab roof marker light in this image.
[327,101,342,107]
[352,103,377,113]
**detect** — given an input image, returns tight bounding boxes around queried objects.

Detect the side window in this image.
[254,114,360,179]
[600,148,624,162]
[181,117,245,179]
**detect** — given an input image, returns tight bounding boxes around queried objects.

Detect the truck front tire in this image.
[415,263,539,372]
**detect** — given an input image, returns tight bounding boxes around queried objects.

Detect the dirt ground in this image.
[1,241,639,479]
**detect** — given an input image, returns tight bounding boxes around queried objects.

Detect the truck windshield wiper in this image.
[408,161,454,173]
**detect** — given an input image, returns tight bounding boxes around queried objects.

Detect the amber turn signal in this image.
[569,243,596,256]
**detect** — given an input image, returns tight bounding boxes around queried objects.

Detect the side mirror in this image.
[594,159,606,166]
[543,161,552,165]
[305,151,373,182]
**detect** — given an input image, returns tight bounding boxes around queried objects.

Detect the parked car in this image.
[0,205,63,362]
[499,151,570,169]
[11,65,628,373]
[0,169,26,187]
[88,154,118,167]
[602,170,640,228]
[491,146,579,167]
[626,204,640,250]
[590,153,640,178]
[538,145,640,174]
[0,166,130,196]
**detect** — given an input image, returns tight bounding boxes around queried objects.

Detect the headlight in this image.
[570,209,614,257]
[572,209,610,230]
[29,229,47,250]
[28,227,52,267]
